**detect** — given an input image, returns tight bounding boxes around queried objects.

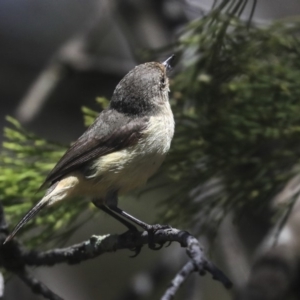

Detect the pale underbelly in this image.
[83,149,166,197]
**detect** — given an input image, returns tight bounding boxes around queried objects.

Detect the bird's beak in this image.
[162,54,175,72]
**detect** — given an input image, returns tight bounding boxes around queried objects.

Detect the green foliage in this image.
[0,99,110,246]
[160,3,300,230]
[1,116,84,246]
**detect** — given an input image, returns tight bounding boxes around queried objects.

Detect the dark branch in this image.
[19,228,232,290]
[18,269,63,300]
[0,204,231,300]
[0,204,63,300]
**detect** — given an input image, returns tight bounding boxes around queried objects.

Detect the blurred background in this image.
[2,0,300,299]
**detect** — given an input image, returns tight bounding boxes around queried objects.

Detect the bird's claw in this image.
[146,224,172,250]
[165,241,173,248]
[149,242,164,250]
[129,246,142,258]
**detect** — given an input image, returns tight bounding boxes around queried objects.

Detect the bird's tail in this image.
[3,196,50,244]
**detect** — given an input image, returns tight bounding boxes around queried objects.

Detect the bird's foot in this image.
[145,224,172,250]
[128,227,143,257]
[120,229,143,258]
[129,245,142,258]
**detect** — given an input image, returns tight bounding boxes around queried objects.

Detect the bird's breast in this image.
[86,102,174,195]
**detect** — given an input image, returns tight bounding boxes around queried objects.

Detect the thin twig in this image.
[17,269,63,300]
[161,261,196,300]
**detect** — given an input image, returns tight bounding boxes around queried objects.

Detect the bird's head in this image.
[110,55,175,116]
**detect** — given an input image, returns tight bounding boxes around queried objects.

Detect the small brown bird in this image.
[4,55,175,245]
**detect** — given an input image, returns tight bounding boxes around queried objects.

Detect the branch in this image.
[18,269,63,300]
[0,199,231,300]
[0,204,63,300]
[0,212,232,300]
[18,228,232,299]
[161,261,196,300]
[20,229,231,285]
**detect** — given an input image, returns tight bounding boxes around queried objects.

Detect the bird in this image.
[4,55,175,246]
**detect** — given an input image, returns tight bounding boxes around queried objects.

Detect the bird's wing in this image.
[40,109,149,188]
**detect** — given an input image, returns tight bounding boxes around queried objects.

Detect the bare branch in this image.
[1,196,231,300]
[19,228,231,287]
[18,269,63,300]
[0,204,62,300]
[161,261,196,300]
[15,227,232,300]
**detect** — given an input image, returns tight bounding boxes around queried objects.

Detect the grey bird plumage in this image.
[4,57,175,244]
